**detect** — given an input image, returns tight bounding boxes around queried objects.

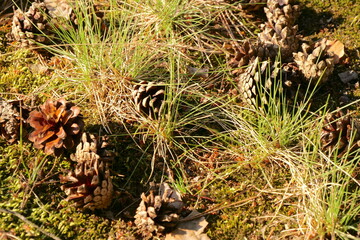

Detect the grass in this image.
[1,0,360,239]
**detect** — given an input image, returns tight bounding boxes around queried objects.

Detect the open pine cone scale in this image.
[27,98,84,156]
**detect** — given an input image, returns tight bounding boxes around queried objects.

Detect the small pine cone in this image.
[258,0,300,60]
[237,57,274,107]
[71,132,115,164]
[293,39,336,85]
[60,158,113,210]
[132,81,165,120]
[134,183,184,238]
[44,0,107,32]
[321,110,360,157]
[11,1,53,47]
[27,98,84,156]
[0,98,26,144]
[224,40,274,75]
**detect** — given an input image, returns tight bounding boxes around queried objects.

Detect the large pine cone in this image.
[238,57,301,108]
[132,81,165,120]
[237,57,274,107]
[293,39,336,85]
[134,183,184,238]
[11,1,53,47]
[258,0,300,60]
[60,132,114,210]
[60,158,113,210]
[27,98,84,156]
[0,98,27,144]
[321,110,360,158]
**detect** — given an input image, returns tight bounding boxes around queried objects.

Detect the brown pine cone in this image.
[43,0,106,30]
[224,40,276,75]
[134,183,184,239]
[27,98,84,156]
[237,57,273,107]
[293,39,336,85]
[71,132,115,164]
[132,81,165,120]
[60,158,113,210]
[321,110,360,158]
[258,0,300,60]
[11,1,54,47]
[237,57,302,108]
[0,98,28,144]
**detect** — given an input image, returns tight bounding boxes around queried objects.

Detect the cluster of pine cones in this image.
[1,0,358,237]
[224,0,342,108]
[0,96,190,236]
[8,0,103,47]
[8,0,166,120]
[0,97,114,210]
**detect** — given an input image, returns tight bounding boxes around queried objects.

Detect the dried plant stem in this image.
[178,195,260,222]
[0,208,61,240]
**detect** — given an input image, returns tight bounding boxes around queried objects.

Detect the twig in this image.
[0,208,62,240]
[178,195,260,222]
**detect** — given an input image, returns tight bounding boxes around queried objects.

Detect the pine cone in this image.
[71,132,115,164]
[134,183,184,238]
[224,40,275,75]
[258,0,300,60]
[237,57,274,107]
[11,1,53,47]
[293,39,336,85]
[132,81,165,120]
[321,110,360,157]
[237,57,302,107]
[60,157,113,210]
[27,98,84,156]
[0,98,27,144]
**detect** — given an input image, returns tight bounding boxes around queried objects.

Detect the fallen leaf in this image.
[165,210,210,240]
[29,63,49,75]
[326,39,345,64]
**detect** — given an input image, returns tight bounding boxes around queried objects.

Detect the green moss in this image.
[205,163,297,239]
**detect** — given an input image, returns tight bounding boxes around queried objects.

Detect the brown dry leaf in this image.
[165,210,210,240]
[326,39,345,64]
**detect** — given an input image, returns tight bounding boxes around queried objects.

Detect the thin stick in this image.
[0,208,62,240]
[178,195,260,222]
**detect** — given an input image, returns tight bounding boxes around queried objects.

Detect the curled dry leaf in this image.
[326,39,345,64]
[165,210,210,240]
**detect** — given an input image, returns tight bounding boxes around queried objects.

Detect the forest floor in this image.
[0,0,359,239]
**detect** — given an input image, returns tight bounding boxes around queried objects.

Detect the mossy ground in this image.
[1,0,360,239]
